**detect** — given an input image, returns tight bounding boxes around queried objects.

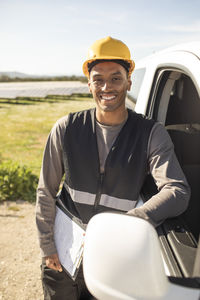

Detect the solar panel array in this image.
[0,81,89,99]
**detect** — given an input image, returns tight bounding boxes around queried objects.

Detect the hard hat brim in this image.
[82,57,135,78]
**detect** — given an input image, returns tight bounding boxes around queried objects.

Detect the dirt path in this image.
[0,201,43,300]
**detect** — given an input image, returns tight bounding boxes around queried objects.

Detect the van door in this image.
[139,58,200,284]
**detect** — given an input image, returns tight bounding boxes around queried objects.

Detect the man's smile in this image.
[100,94,117,101]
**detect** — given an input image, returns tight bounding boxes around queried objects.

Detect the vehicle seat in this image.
[165,76,200,241]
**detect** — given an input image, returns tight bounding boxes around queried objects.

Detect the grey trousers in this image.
[41,260,95,300]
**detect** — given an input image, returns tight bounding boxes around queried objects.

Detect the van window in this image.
[128,68,146,103]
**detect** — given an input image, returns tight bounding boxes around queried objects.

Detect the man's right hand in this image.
[45,253,63,272]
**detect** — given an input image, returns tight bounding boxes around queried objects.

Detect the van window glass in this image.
[128,68,146,103]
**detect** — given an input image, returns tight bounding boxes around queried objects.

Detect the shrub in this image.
[0,161,38,202]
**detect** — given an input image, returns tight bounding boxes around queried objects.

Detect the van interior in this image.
[165,74,200,242]
[142,70,200,281]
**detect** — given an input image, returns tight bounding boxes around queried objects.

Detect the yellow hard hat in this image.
[82,36,135,78]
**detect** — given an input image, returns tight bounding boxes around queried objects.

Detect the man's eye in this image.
[94,78,103,83]
[112,77,121,81]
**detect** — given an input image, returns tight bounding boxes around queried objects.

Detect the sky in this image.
[0,0,200,76]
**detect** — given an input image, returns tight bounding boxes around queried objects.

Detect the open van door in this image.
[129,45,200,281]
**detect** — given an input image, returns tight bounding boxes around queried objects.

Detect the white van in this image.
[83,42,200,300]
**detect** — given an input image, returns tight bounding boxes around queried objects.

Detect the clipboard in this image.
[54,199,85,280]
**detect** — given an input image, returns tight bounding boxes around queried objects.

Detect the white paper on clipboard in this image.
[54,204,85,280]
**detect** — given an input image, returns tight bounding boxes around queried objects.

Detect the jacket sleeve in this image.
[36,117,68,257]
[127,122,190,227]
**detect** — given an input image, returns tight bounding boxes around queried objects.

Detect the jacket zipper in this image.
[93,172,104,213]
[93,144,115,213]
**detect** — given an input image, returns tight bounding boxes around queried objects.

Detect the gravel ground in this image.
[0,201,43,300]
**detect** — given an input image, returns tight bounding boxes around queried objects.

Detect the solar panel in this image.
[0,81,89,99]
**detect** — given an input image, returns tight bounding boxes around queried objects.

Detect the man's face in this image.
[88,62,132,113]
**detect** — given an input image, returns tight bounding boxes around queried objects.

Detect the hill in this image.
[0,72,87,82]
[0,71,37,78]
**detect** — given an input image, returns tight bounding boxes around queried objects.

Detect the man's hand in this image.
[45,253,63,272]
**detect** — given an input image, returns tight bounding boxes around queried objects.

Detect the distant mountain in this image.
[0,71,74,79]
[0,71,38,78]
[0,71,87,83]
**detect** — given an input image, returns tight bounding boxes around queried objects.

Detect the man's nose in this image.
[101,80,112,91]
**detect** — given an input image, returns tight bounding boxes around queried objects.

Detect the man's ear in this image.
[88,79,92,93]
[127,77,132,91]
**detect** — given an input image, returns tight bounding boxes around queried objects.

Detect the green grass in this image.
[0,95,95,176]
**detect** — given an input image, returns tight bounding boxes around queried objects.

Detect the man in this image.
[36,36,190,299]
